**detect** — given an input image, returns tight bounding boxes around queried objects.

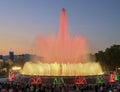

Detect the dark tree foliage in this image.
[95,44,120,71]
[14,54,25,68]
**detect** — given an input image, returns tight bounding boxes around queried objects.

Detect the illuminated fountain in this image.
[21,8,103,76]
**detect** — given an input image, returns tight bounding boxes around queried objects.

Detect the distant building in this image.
[24,54,31,61]
[17,54,31,61]
[3,55,9,61]
[17,54,25,61]
[9,51,14,61]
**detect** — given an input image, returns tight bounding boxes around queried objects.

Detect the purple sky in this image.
[0,0,120,55]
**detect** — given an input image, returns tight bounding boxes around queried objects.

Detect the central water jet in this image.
[38,8,88,63]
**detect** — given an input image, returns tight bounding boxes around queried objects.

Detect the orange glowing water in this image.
[21,8,103,76]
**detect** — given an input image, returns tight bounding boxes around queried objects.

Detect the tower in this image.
[9,51,14,61]
[0,55,3,60]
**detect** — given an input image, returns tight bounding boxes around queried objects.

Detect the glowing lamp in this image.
[30,77,42,84]
[12,66,21,71]
[53,78,64,85]
[9,72,15,82]
[96,77,104,84]
[74,77,87,85]
[109,73,115,82]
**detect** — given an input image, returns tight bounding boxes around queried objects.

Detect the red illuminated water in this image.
[38,8,88,64]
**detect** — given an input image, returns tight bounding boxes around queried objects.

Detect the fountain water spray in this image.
[21,8,103,76]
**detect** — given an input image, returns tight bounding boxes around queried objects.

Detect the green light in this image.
[53,78,64,85]
[96,77,104,84]
[115,74,119,81]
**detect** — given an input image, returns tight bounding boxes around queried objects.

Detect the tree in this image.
[14,54,25,68]
[95,44,120,71]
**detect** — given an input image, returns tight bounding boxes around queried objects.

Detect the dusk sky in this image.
[0,0,120,55]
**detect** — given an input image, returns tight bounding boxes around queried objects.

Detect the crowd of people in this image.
[0,81,120,92]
